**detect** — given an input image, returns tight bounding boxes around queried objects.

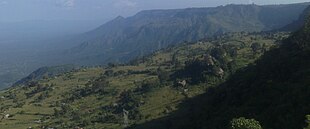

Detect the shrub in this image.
[304,115,310,129]
[230,117,263,129]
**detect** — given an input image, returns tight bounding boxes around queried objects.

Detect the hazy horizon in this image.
[0,0,309,22]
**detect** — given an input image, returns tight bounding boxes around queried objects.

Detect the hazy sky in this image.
[0,0,309,22]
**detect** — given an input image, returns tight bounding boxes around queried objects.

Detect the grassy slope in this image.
[0,32,287,129]
[132,14,310,129]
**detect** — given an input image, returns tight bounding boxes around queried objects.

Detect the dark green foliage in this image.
[128,70,152,75]
[304,115,310,129]
[113,70,127,76]
[157,68,170,84]
[117,90,141,111]
[175,59,214,84]
[230,117,263,129]
[211,47,227,60]
[95,113,118,123]
[98,89,145,122]
[68,78,109,101]
[104,70,114,77]
[251,42,262,53]
[25,83,51,98]
[35,91,50,102]
[135,80,160,93]
[53,108,61,117]
[175,53,225,84]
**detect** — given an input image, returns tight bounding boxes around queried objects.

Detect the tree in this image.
[230,117,263,129]
[211,47,227,60]
[251,42,262,53]
[157,67,170,84]
[53,108,60,117]
[104,70,114,77]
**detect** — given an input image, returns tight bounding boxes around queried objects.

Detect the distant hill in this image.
[64,3,310,65]
[13,65,78,87]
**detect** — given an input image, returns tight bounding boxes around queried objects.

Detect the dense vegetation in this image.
[0,32,286,129]
[130,8,310,129]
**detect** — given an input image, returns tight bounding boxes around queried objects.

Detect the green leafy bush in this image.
[230,117,263,129]
[304,115,310,129]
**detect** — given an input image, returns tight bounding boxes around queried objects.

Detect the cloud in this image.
[114,0,137,8]
[56,0,75,8]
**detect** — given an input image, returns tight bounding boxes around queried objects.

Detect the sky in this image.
[0,0,309,22]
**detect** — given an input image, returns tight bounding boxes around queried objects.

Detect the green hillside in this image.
[131,7,310,129]
[0,32,287,129]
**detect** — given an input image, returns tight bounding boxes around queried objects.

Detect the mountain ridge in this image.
[62,3,309,65]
